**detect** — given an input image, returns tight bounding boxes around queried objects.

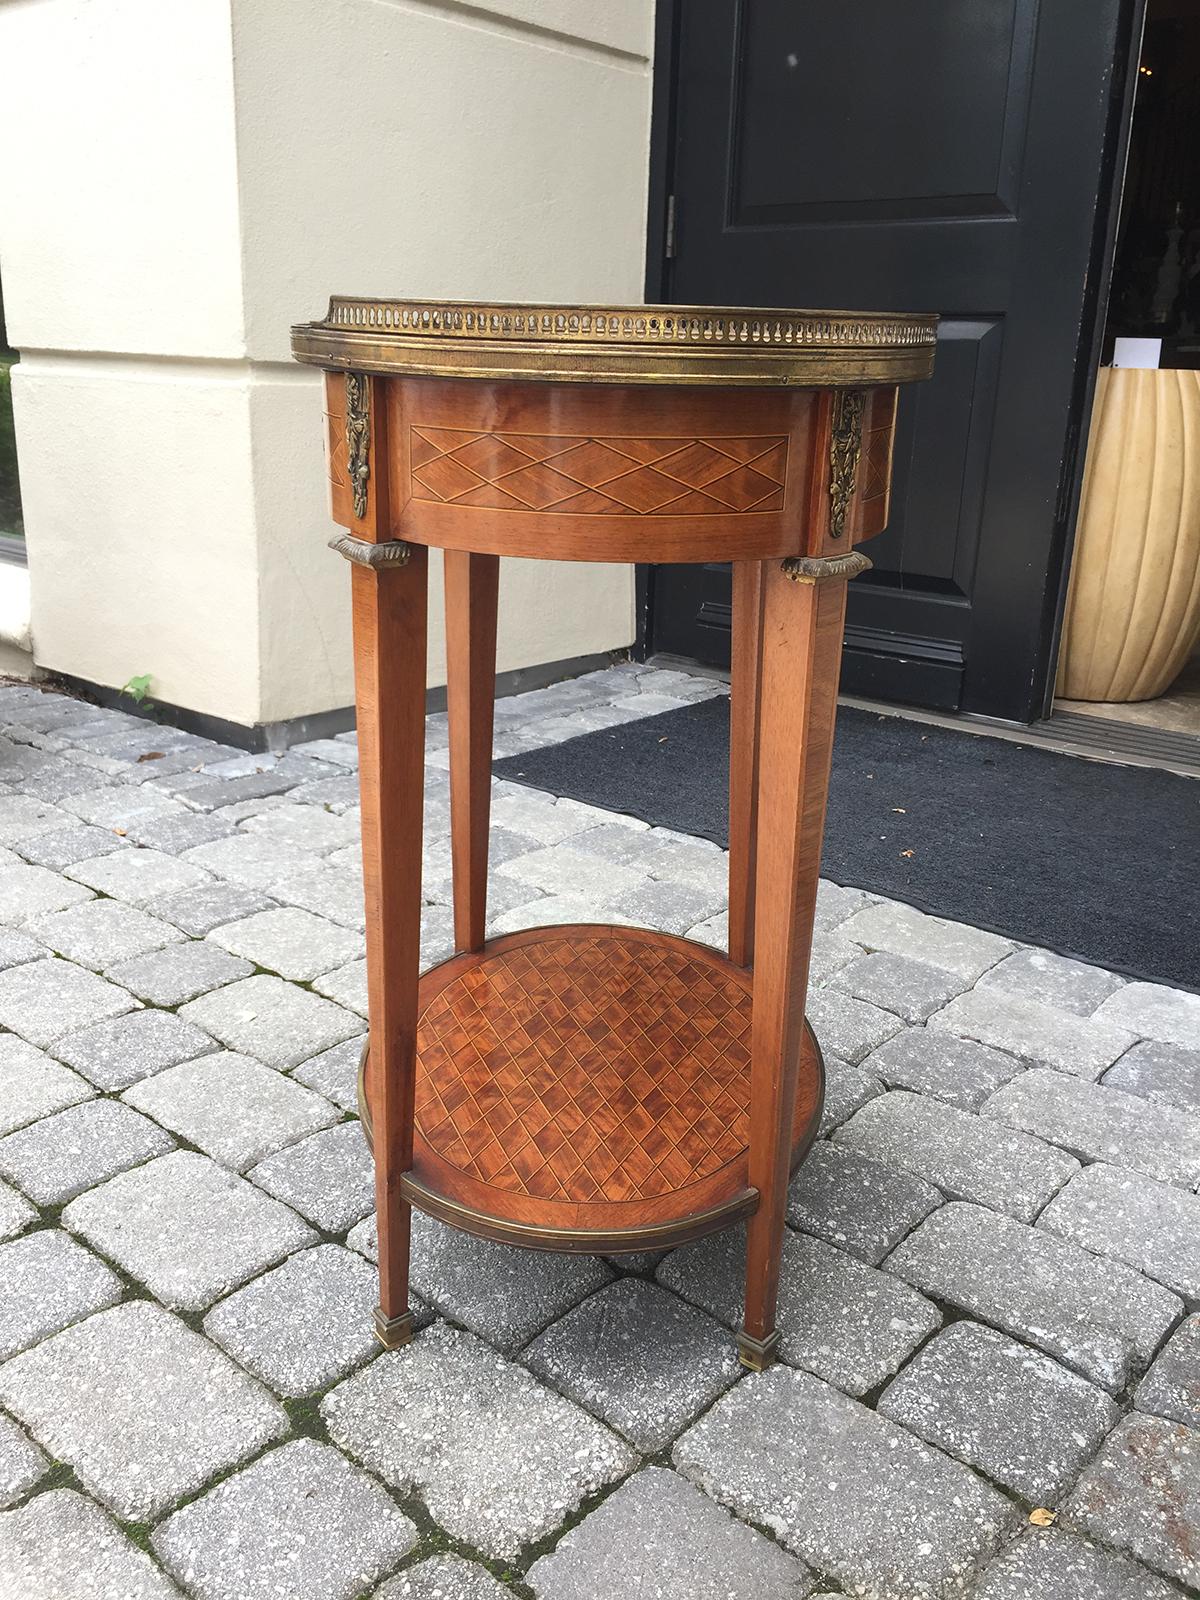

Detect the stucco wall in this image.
[0,0,652,729]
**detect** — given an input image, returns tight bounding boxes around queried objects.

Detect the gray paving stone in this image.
[54,1007,217,1090]
[829,950,966,1023]
[120,807,237,853]
[180,974,362,1067]
[972,1528,1180,1600]
[322,1323,636,1560]
[63,1151,317,1312]
[806,926,862,985]
[208,905,363,981]
[63,786,187,830]
[819,1057,885,1134]
[374,1554,513,1599]
[595,875,724,935]
[0,1033,94,1133]
[1103,1039,1200,1113]
[1136,1314,1200,1429]
[497,843,647,902]
[524,1279,740,1452]
[312,957,368,1015]
[0,956,138,1046]
[106,940,254,1006]
[125,1052,338,1172]
[144,880,278,936]
[0,1412,47,1507]
[203,1244,385,1397]
[183,831,315,888]
[527,1466,814,1600]
[0,1179,35,1241]
[241,803,359,855]
[288,771,363,809]
[1063,1412,1200,1590]
[862,1026,1022,1110]
[983,1068,1200,1187]
[813,879,873,932]
[835,1088,1078,1221]
[349,1210,612,1350]
[840,898,1013,981]
[152,1439,416,1600]
[0,862,93,926]
[29,897,183,970]
[931,988,1137,1079]
[658,1224,939,1395]
[686,909,727,951]
[247,1122,374,1231]
[488,789,614,846]
[673,1364,1013,1598]
[0,1098,175,1204]
[0,1488,183,1598]
[1095,980,1200,1049]
[179,770,307,812]
[804,987,902,1065]
[977,947,1127,1018]
[885,1202,1181,1391]
[263,862,367,930]
[1038,1162,1200,1303]
[291,1035,362,1111]
[0,795,70,843]
[0,1301,287,1521]
[786,1140,941,1264]
[0,927,46,971]
[65,846,213,905]
[13,821,129,870]
[877,1319,1118,1503]
[491,892,603,935]
[0,1230,122,1359]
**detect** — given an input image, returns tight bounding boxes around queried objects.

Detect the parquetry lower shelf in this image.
[359,924,824,1253]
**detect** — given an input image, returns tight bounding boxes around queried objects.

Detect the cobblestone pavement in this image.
[0,662,1197,1600]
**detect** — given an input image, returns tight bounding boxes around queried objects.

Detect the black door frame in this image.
[638,0,1145,721]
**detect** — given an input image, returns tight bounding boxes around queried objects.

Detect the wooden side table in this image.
[291,299,936,1370]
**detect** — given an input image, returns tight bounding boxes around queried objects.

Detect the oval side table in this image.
[291,298,937,1370]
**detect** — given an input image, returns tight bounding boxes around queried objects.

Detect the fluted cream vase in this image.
[1058,366,1200,702]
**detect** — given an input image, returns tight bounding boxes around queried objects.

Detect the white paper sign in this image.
[1112,337,1162,369]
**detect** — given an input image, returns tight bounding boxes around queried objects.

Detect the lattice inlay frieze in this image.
[410,427,787,516]
[414,934,755,1203]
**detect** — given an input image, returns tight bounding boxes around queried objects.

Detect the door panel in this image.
[650,0,1139,719]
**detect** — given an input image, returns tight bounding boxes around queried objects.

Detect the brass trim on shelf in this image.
[828,389,866,539]
[400,1173,764,1255]
[292,297,938,388]
[345,371,370,518]
[782,551,873,584]
[328,534,412,568]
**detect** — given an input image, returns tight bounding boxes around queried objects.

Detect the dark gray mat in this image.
[494,695,1200,991]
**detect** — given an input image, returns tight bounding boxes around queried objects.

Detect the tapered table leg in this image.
[351,546,429,1348]
[728,561,765,969]
[445,550,500,954]
[739,560,849,1370]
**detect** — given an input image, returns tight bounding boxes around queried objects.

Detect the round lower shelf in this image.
[360,923,824,1252]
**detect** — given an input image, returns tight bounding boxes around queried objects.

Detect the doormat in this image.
[494,695,1200,991]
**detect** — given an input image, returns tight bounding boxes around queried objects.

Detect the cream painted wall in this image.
[0,0,652,731]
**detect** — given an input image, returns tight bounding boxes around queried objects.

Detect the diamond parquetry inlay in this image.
[410,427,787,516]
[414,934,755,1204]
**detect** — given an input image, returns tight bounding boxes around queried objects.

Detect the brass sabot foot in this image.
[736,1328,780,1372]
[374,1308,415,1350]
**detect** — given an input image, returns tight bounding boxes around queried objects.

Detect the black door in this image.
[649,0,1141,720]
